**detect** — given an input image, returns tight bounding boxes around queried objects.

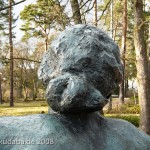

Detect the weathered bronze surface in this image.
[0,25,150,150]
[38,24,122,114]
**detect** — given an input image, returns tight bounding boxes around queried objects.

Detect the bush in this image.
[106,104,140,114]
[106,114,139,127]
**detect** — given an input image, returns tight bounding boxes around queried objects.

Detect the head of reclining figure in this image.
[38,25,123,114]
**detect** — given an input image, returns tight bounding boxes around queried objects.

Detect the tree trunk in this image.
[23,85,28,101]
[70,0,82,24]
[119,0,127,104]
[0,74,2,104]
[18,85,24,99]
[45,36,48,51]
[18,67,24,99]
[110,0,113,39]
[113,18,119,42]
[107,0,114,110]
[32,79,37,100]
[108,96,112,111]
[93,0,97,27]
[125,78,128,96]
[134,0,150,134]
[119,84,124,104]
[56,0,66,29]
[9,0,14,107]
[148,22,150,78]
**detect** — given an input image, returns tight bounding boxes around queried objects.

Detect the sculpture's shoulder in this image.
[103,117,150,149]
[0,114,150,150]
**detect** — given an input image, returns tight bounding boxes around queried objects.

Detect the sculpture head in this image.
[38,24,123,114]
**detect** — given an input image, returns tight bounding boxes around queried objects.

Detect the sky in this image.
[13,0,34,41]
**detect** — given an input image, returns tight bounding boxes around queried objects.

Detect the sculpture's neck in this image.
[48,107,102,118]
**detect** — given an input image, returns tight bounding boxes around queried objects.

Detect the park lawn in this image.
[0,101,48,116]
[0,101,140,127]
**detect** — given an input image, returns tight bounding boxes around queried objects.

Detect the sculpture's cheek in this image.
[60,76,88,106]
[85,87,108,110]
[45,74,69,109]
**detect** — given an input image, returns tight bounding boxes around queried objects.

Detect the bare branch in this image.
[98,0,111,21]
[79,0,91,10]
[0,57,41,63]
[81,1,94,16]
[13,57,41,63]
[0,0,27,11]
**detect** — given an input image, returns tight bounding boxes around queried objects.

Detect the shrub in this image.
[106,104,140,114]
[106,114,139,127]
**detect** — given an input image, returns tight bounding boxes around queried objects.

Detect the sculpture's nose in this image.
[86,87,108,110]
[46,74,69,102]
[60,75,88,106]
[45,73,89,113]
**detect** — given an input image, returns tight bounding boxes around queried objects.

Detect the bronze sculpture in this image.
[0,25,150,150]
[38,24,122,114]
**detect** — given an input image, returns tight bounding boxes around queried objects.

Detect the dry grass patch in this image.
[0,101,48,116]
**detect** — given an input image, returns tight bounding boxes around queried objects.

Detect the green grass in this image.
[0,101,48,116]
[105,104,140,114]
[0,101,140,127]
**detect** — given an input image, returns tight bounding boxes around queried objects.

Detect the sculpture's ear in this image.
[38,51,52,83]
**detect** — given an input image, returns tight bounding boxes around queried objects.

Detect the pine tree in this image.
[70,0,82,24]
[134,0,150,134]
[119,0,127,104]
[0,0,9,35]
[9,0,14,107]
[20,0,69,51]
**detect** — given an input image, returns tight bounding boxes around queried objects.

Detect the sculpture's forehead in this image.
[51,25,115,56]
[55,39,119,67]
[56,40,102,70]
[49,26,121,71]
[38,25,122,84]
